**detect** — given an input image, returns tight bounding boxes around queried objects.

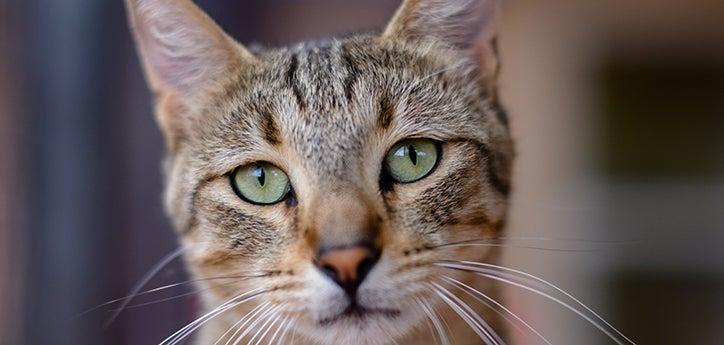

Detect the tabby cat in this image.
[124,1,626,344]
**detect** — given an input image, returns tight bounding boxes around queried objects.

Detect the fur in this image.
[125,0,513,344]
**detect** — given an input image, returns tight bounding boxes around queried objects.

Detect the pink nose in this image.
[316,244,380,296]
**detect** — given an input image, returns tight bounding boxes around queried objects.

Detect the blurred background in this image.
[1,0,723,344]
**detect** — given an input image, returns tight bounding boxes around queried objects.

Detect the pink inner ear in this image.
[130,0,241,96]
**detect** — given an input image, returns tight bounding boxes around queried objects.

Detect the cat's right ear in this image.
[125,0,253,96]
[125,0,254,148]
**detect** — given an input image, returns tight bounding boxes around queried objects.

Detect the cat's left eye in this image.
[384,138,440,183]
[230,162,291,205]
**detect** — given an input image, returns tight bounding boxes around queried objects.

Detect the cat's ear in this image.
[125,0,254,98]
[383,0,500,92]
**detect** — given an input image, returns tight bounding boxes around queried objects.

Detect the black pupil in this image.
[408,145,418,165]
[257,166,266,187]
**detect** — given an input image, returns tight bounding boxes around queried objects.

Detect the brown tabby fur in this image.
[126,0,513,344]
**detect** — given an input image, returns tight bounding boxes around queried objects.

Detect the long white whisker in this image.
[121,289,213,311]
[84,277,218,316]
[495,235,637,244]
[436,261,636,345]
[96,272,265,313]
[434,298,454,345]
[106,246,186,327]
[166,295,247,345]
[161,288,264,345]
[224,303,275,345]
[433,282,505,345]
[266,315,290,345]
[249,306,283,345]
[213,302,268,345]
[231,304,282,345]
[430,283,502,345]
[417,300,440,345]
[279,316,298,345]
[414,296,444,345]
[436,242,594,253]
[443,276,552,345]
[112,275,261,312]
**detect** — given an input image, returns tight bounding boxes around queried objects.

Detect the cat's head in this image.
[127,0,512,343]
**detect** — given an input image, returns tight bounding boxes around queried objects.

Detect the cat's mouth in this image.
[318,305,400,326]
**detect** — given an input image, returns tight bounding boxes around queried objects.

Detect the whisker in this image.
[495,236,639,245]
[213,302,268,345]
[415,299,439,345]
[265,315,290,345]
[442,276,552,345]
[429,283,504,345]
[249,306,283,345]
[111,286,216,312]
[436,242,596,253]
[224,303,275,345]
[414,296,445,345]
[161,288,265,345]
[109,274,266,312]
[428,236,637,254]
[105,246,186,327]
[278,316,298,345]
[170,293,263,345]
[435,299,454,345]
[436,261,636,345]
[229,304,282,345]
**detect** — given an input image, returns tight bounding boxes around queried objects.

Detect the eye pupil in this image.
[257,166,266,187]
[408,145,417,165]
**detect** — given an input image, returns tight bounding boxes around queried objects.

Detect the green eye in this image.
[231,162,291,205]
[385,139,440,183]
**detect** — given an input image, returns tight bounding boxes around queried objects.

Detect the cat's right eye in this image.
[230,162,291,205]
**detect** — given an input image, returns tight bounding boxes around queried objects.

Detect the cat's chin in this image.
[317,305,401,326]
[296,305,422,345]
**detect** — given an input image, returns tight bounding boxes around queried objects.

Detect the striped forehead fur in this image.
[188,36,505,178]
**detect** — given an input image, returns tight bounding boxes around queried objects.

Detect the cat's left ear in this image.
[383,0,500,94]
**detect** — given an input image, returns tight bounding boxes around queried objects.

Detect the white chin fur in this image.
[288,265,427,345]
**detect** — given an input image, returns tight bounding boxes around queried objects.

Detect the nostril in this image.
[320,264,338,281]
[356,255,378,282]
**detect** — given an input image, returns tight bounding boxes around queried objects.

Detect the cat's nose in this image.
[316,243,380,297]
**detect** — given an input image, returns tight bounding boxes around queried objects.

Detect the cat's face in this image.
[127,0,512,344]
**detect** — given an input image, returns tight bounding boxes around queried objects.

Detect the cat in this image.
[123,1,621,345]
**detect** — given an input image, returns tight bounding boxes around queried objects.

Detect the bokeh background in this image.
[1,1,723,344]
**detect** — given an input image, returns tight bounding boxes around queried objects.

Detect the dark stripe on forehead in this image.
[377,92,395,130]
[287,53,306,111]
[341,45,359,103]
[258,109,282,145]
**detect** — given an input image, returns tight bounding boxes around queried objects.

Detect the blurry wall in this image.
[502,1,724,344]
[1,1,722,345]
[1,1,26,344]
